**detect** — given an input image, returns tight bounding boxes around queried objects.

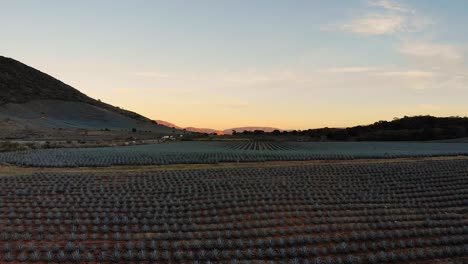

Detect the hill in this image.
[241,116,468,141]
[345,116,468,141]
[0,56,176,138]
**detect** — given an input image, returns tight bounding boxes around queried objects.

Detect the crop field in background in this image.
[0,141,467,167]
[0,159,466,263]
[221,141,297,151]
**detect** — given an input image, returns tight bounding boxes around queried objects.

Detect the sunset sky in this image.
[2,0,467,129]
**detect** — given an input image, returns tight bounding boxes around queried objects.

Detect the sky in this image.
[1,0,467,130]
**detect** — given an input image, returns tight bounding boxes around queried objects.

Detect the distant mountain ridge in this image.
[155,120,221,134]
[156,120,281,135]
[155,120,180,129]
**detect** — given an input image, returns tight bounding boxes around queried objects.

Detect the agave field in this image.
[0,141,467,167]
[0,159,467,263]
[221,141,297,151]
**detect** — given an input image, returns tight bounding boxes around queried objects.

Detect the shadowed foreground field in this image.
[0,158,466,263]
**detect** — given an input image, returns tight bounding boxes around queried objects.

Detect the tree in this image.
[272,130,281,135]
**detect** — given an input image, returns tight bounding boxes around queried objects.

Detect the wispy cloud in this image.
[192,100,249,108]
[399,40,463,61]
[316,67,435,78]
[369,0,413,13]
[396,39,467,91]
[133,72,172,78]
[315,67,378,73]
[130,64,464,93]
[331,0,431,35]
[376,70,435,77]
[340,14,405,35]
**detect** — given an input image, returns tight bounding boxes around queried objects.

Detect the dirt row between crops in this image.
[1,155,467,176]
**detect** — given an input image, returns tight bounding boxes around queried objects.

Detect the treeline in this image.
[235,116,468,141]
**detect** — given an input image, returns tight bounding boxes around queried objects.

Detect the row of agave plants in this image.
[0,159,467,262]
